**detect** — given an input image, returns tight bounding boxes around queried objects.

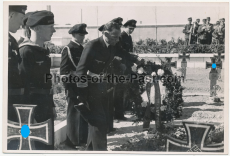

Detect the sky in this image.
[24,2,227,26]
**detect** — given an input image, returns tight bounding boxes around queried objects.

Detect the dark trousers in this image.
[28,93,54,150]
[83,83,109,151]
[66,97,88,146]
[108,87,115,132]
[200,39,209,45]
[114,84,125,119]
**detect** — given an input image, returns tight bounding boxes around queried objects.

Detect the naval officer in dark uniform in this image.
[98,18,144,124]
[19,10,56,150]
[98,18,128,122]
[8,5,27,150]
[76,21,122,151]
[120,19,137,53]
[76,21,143,150]
[60,24,88,148]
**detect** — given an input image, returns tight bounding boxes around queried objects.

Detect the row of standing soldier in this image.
[8,6,144,151]
[183,17,225,45]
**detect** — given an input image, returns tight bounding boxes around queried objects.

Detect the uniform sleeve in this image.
[60,47,70,75]
[19,47,34,92]
[115,45,139,64]
[75,42,95,88]
[120,34,129,51]
[130,35,133,52]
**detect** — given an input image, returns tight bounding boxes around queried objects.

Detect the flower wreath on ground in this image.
[129,58,184,123]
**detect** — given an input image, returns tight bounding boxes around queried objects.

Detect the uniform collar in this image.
[71,39,82,46]
[102,35,110,48]
[125,31,130,36]
[19,39,40,48]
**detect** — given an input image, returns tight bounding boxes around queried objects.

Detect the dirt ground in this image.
[55,67,225,151]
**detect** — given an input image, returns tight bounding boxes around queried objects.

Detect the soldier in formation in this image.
[8,5,27,150]
[60,24,89,149]
[19,10,56,150]
[212,18,225,44]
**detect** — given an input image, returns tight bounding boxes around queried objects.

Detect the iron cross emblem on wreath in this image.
[166,121,224,152]
[7,104,53,150]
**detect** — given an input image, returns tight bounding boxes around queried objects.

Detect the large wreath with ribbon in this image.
[128,59,184,122]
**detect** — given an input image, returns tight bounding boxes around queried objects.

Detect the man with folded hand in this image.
[19,10,56,150]
[197,19,208,44]
[60,23,88,149]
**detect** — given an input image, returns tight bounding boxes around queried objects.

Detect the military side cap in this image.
[207,17,211,20]
[216,21,220,24]
[188,17,192,21]
[9,5,27,15]
[196,19,200,21]
[219,18,225,22]
[124,19,137,28]
[22,12,33,26]
[68,23,88,34]
[98,24,104,32]
[26,10,54,27]
[111,17,123,26]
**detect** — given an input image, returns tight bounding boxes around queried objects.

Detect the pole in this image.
[47,5,51,11]
[155,6,157,41]
[81,9,82,23]
[97,6,99,37]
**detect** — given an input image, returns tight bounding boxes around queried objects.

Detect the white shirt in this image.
[102,35,110,48]
[125,31,130,36]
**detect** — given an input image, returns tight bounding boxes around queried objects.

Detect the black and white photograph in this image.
[3,1,229,154]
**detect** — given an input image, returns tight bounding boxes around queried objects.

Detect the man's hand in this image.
[136,58,145,66]
[77,95,87,104]
[114,56,122,61]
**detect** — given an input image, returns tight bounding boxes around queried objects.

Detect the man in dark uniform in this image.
[19,10,56,150]
[197,19,208,44]
[76,21,143,150]
[75,22,121,151]
[8,5,27,150]
[212,18,225,44]
[120,19,136,53]
[60,24,88,149]
[206,17,214,44]
[182,17,194,45]
[98,18,128,123]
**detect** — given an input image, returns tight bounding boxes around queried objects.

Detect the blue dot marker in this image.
[212,63,216,68]
[21,125,30,138]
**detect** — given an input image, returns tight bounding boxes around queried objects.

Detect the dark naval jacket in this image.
[19,40,52,92]
[60,40,84,97]
[8,33,23,89]
[120,31,134,52]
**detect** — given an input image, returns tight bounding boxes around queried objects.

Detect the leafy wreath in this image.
[127,58,184,123]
